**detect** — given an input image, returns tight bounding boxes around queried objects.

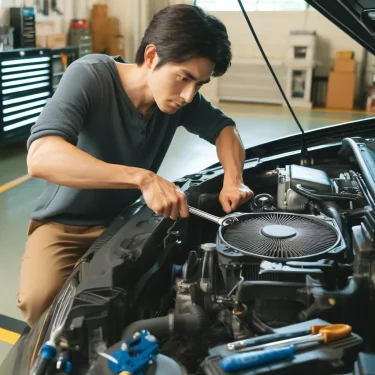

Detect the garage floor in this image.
[0,102,373,363]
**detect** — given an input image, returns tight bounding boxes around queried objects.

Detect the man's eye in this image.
[179,76,188,82]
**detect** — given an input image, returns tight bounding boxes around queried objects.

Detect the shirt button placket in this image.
[138,114,144,148]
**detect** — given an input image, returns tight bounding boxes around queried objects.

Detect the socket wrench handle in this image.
[188,206,240,227]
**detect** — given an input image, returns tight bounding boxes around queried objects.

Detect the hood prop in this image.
[237,0,311,165]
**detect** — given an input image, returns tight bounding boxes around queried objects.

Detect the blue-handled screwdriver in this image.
[221,345,295,372]
[221,324,352,372]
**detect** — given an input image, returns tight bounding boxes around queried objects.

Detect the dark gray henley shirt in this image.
[27,54,235,226]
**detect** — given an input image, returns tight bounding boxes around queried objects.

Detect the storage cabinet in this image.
[51,47,79,93]
[0,48,52,147]
[9,7,36,49]
[0,46,79,148]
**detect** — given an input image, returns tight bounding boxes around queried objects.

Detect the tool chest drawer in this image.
[0,48,52,147]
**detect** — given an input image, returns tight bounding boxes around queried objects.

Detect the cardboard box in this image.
[366,88,375,112]
[92,3,108,18]
[334,58,355,72]
[91,18,107,53]
[47,34,66,48]
[36,34,47,48]
[36,33,66,48]
[106,17,120,36]
[335,50,354,60]
[107,35,124,56]
[326,71,355,110]
[36,21,55,36]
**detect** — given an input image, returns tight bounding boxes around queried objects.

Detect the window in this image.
[194,0,310,11]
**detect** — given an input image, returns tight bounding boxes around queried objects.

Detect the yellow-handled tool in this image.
[309,324,352,343]
[238,324,352,353]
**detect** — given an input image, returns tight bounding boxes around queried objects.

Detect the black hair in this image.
[135,4,231,77]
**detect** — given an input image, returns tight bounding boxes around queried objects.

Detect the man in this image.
[19,4,253,327]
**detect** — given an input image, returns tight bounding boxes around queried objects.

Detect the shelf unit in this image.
[217,59,288,104]
[10,7,36,49]
[51,47,79,93]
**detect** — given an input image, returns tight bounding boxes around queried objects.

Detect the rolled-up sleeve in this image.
[180,92,235,145]
[27,61,101,149]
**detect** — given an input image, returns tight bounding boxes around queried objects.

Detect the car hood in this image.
[306,0,375,55]
[242,117,375,160]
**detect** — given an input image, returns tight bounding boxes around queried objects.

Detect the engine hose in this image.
[322,202,343,232]
[251,312,275,335]
[293,184,361,202]
[320,202,352,259]
[208,250,215,295]
[122,304,205,339]
[345,208,366,218]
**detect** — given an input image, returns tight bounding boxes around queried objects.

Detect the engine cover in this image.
[277,165,332,212]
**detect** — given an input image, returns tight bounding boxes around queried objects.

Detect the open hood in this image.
[306,0,375,55]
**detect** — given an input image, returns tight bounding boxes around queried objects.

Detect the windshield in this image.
[195,0,375,149]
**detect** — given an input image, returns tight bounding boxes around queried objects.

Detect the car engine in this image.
[5,138,374,375]
[150,162,372,373]
[71,138,373,375]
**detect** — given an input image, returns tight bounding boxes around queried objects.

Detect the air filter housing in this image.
[277,165,332,212]
[217,212,344,261]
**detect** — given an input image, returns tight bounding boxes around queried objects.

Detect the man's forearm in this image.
[27,135,152,190]
[215,126,245,183]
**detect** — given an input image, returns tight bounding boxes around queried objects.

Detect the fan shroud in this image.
[216,212,344,261]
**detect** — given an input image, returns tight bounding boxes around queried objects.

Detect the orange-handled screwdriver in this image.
[238,324,352,353]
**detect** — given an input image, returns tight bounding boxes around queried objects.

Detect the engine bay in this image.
[11,137,375,375]
[153,155,374,374]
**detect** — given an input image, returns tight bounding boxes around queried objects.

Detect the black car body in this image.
[2,1,375,374]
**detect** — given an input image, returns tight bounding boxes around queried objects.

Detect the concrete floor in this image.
[0,102,373,363]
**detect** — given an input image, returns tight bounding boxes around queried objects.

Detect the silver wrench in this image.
[188,205,242,227]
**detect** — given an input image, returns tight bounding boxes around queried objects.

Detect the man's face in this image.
[147,55,214,114]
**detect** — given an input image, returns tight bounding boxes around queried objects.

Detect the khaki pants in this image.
[17,220,106,327]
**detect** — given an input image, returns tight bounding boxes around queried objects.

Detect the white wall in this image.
[2,3,364,69]
[106,0,139,62]
[1,2,369,103]
[105,0,193,63]
[1,0,99,33]
[212,10,365,76]
[201,10,367,102]
[0,0,139,63]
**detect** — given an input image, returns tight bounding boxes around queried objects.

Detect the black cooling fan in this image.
[218,212,341,260]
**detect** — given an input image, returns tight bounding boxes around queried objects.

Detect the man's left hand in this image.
[219,181,254,214]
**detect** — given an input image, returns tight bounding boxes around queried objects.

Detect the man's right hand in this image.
[138,171,189,220]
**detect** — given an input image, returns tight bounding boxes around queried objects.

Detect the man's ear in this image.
[144,44,158,69]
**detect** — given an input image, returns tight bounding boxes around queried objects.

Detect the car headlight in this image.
[50,277,77,333]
